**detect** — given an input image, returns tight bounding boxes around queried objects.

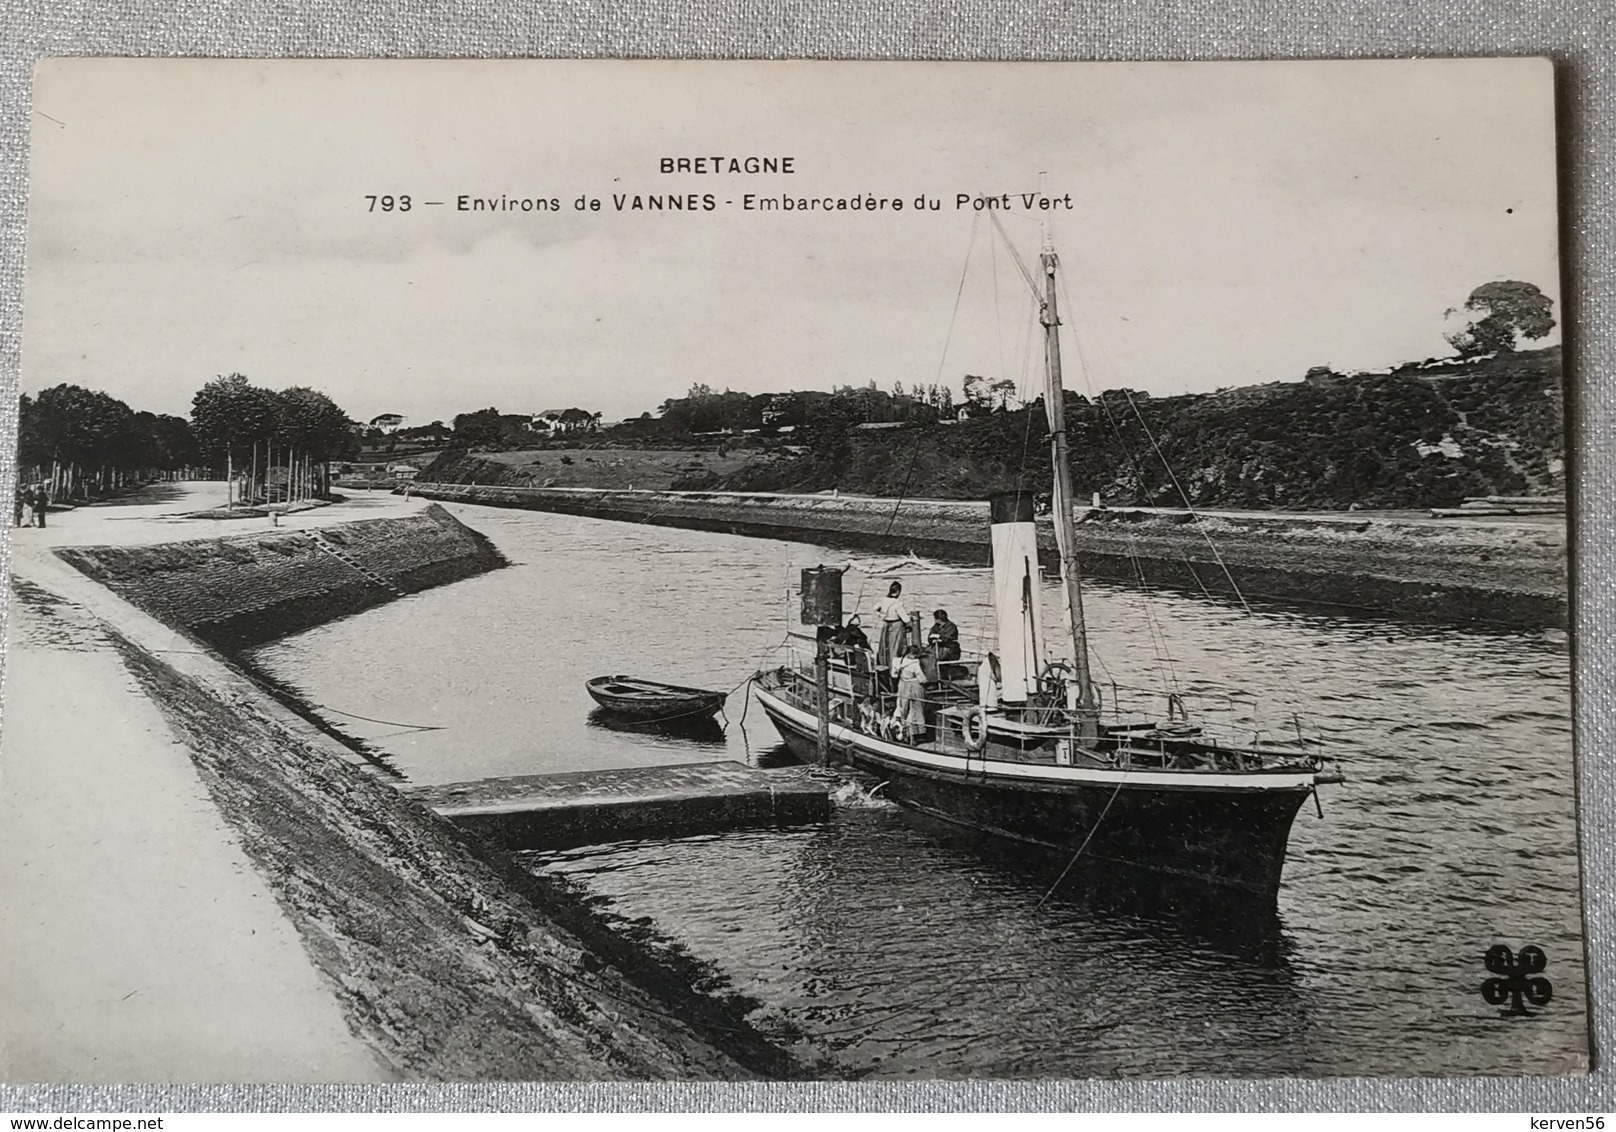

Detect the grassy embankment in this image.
[399,446,780,491]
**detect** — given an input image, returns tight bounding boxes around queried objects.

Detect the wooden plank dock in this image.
[407,760,834,851]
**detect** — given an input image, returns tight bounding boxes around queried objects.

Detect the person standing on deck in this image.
[895,646,928,742]
[874,581,910,673]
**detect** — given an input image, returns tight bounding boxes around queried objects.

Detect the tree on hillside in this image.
[397,420,454,443]
[963,374,1020,415]
[452,408,506,446]
[1446,281,1555,357]
[656,387,757,433]
[799,398,860,466]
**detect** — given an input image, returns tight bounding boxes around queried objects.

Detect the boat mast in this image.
[1039,244,1099,725]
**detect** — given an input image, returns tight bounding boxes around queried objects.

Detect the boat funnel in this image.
[800,566,844,627]
[988,490,1044,703]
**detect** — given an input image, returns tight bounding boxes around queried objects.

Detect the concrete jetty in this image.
[409,761,834,851]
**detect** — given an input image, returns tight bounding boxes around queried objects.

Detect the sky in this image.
[21,57,1561,427]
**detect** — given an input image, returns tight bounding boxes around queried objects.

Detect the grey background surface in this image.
[0,0,1609,1113]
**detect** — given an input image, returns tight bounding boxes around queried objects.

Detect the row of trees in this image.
[642,381,963,438]
[190,374,357,504]
[962,374,1019,415]
[16,375,362,507]
[448,408,589,444]
[18,385,202,501]
[346,377,1003,456]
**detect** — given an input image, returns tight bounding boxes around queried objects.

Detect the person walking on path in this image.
[30,485,48,529]
[13,486,25,528]
[874,580,911,674]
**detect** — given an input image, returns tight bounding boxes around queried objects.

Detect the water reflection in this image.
[528,809,1311,1078]
[585,706,729,747]
[903,804,1295,929]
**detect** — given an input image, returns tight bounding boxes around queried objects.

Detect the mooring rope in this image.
[1033,775,1128,909]
[805,770,1130,1044]
[316,704,447,732]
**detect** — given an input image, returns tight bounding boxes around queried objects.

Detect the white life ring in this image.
[963,706,990,752]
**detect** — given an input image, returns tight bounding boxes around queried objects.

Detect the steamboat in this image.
[751,234,1342,903]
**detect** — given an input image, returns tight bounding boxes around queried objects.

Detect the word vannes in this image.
[455,194,719,212]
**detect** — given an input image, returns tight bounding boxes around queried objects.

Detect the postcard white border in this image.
[0,2,1608,1114]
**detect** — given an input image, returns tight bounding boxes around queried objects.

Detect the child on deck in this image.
[895,646,928,742]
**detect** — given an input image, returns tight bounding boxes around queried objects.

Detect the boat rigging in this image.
[750,224,1343,905]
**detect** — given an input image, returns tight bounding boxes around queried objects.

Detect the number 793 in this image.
[365,195,412,212]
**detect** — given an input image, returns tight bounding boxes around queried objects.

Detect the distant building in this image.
[370,413,406,434]
[387,461,419,480]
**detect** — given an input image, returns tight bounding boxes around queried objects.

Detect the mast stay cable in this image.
[850,212,984,619]
[1055,266,1312,729]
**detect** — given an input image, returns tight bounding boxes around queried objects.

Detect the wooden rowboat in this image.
[586,675,729,722]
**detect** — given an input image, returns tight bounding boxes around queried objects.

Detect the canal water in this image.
[247,503,1585,1079]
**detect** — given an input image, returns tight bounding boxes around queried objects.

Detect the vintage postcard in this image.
[1,58,1582,1082]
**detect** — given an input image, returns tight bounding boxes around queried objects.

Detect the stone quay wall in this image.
[405,483,1567,629]
[56,503,508,650]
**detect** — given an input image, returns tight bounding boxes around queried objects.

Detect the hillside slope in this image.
[423,346,1564,512]
[748,346,1564,509]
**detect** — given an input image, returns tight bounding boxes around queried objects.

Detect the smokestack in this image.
[988,490,1043,704]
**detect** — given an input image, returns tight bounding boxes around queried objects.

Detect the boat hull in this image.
[755,683,1311,903]
[585,676,728,722]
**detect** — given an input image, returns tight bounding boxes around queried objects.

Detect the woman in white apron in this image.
[874,581,910,673]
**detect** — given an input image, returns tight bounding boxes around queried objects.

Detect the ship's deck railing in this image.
[774,633,1322,751]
